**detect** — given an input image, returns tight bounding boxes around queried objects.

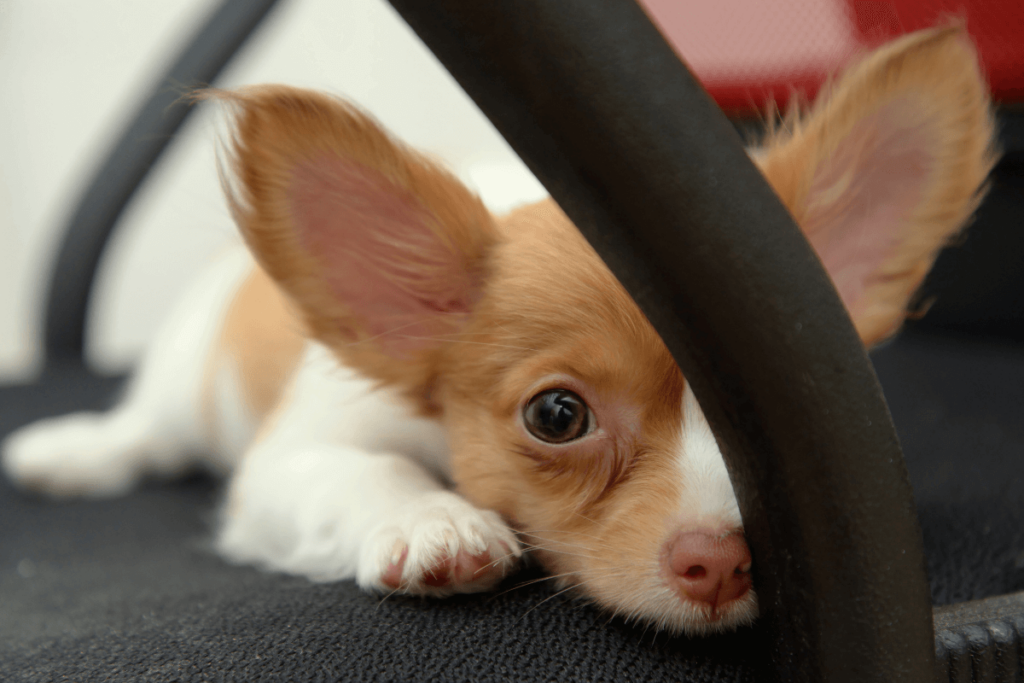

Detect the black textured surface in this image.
[933,594,1024,682]
[0,521,768,683]
[874,333,1024,607]
[0,363,771,682]
[2,331,1024,681]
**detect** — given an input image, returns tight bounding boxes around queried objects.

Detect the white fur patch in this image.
[215,343,521,591]
[2,247,253,495]
[606,384,755,636]
[675,384,743,530]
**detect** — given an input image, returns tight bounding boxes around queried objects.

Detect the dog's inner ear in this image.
[289,155,481,356]
[799,101,933,325]
[756,26,995,347]
[222,87,499,376]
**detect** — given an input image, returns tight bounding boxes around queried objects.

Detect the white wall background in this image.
[0,0,546,380]
[0,0,858,382]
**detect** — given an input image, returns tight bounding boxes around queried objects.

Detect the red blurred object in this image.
[640,0,1024,115]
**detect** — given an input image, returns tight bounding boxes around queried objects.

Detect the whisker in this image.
[516,548,650,576]
[518,535,616,554]
[568,509,602,527]
[515,542,603,562]
[477,549,519,572]
[515,583,584,623]
[393,335,537,352]
[513,529,619,551]
[491,570,583,599]
[341,317,436,347]
[374,584,404,611]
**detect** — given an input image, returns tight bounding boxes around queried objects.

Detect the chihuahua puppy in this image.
[3,26,994,635]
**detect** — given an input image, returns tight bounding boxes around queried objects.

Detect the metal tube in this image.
[386,1,935,680]
[42,0,282,365]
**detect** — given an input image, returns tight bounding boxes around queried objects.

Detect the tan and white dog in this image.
[3,26,994,635]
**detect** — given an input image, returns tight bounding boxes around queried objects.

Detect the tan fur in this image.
[199,264,306,455]
[439,200,746,626]
[205,87,500,412]
[757,24,997,345]
[219,266,307,421]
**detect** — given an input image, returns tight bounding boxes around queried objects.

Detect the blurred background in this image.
[0,0,548,380]
[1,0,1019,381]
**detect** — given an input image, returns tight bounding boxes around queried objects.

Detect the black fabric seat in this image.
[2,331,1023,681]
[876,333,1024,607]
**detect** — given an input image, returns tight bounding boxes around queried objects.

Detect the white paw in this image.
[357,491,522,596]
[2,413,144,498]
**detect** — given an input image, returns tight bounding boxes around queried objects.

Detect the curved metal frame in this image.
[42,0,282,365]
[385,2,934,681]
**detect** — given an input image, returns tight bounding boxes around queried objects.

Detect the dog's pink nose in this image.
[666,530,752,609]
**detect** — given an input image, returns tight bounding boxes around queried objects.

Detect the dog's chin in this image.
[613,589,759,637]
[549,570,759,637]
[666,590,759,637]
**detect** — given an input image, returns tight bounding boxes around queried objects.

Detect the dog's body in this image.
[3,27,995,635]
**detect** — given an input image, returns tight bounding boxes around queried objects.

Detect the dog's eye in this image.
[523,389,591,444]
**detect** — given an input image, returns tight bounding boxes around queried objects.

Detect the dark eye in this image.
[523,389,592,444]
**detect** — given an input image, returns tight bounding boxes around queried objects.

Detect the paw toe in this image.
[358,493,522,597]
[381,545,408,590]
[451,549,499,585]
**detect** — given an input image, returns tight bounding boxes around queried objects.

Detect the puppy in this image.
[3,26,994,635]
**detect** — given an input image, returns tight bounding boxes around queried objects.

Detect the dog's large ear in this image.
[217,87,499,395]
[756,25,996,347]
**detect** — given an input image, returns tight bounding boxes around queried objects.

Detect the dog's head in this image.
[218,25,994,634]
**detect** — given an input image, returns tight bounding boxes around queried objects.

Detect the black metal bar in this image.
[42,0,282,365]
[386,1,934,680]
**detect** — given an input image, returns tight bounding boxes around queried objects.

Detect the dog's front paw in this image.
[358,491,521,596]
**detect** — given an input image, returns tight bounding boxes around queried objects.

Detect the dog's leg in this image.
[216,344,522,595]
[218,445,521,595]
[2,406,183,498]
[2,249,251,497]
